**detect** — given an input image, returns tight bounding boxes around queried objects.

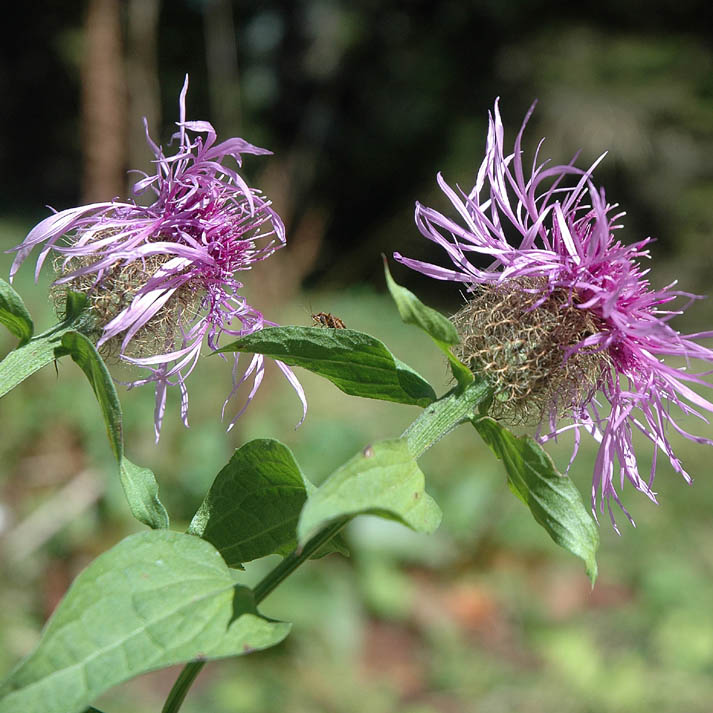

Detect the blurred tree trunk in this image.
[81,0,127,203]
[127,0,161,197]
[203,0,241,136]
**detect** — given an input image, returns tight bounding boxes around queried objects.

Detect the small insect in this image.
[311,312,346,329]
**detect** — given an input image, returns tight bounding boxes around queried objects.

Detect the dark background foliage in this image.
[3,1,713,297]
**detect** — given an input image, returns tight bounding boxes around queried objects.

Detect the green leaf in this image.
[59,332,122,458]
[0,531,290,713]
[473,416,599,583]
[59,331,169,530]
[383,258,458,343]
[64,291,89,322]
[218,326,435,407]
[0,331,67,399]
[382,258,473,390]
[119,459,170,532]
[189,439,345,567]
[0,278,33,346]
[297,438,442,545]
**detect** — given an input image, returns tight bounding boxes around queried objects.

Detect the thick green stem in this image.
[162,380,492,713]
[160,662,205,713]
[161,517,351,713]
[401,377,492,459]
[253,517,351,602]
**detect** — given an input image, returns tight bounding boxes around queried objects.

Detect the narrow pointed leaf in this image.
[383,259,473,389]
[383,258,458,343]
[298,438,442,545]
[0,278,33,346]
[473,416,599,583]
[219,326,435,407]
[0,531,290,713]
[189,439,346,567]
[59,331,169,529]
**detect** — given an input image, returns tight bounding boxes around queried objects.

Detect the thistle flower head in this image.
[395,100,713,529]
[10,76,306,439]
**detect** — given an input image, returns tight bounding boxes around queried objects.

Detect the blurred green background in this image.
[3,2,713,712]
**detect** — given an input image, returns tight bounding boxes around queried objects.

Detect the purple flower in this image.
[395,100,713,529]
[10,77,306,440]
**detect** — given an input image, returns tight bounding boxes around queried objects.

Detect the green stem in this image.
[161,517,351,713]
[161,380,492,713]
[401,377,492,459]
[160,662,205,713]
[253,517,351,603]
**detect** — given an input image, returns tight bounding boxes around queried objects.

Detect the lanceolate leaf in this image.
[383,258,458,344]
[383,259,473,389]
[59,331,169,530]
[0,531,290,713]
[0,278,33,346]
[219,326,435,407]
[189,439,346,567]
[297,438,442,545]
[473,416,599,583]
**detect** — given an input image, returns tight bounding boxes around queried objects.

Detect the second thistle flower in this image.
[396,100,713,528]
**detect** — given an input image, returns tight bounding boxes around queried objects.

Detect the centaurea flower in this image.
[395,100,713,529]
[10,77,306,439]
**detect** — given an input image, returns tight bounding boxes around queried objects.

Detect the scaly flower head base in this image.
[453,277,610,427]
[396,100,713,530]
[11,76,306,439]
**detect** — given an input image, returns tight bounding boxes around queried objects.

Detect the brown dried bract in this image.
[312,311,346,329]
[51,251,203,361]
[452,277,611,426]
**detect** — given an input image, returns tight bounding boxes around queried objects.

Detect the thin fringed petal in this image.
[275,358,308,427]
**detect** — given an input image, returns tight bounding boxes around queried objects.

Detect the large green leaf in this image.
[218,326,435,407]
[383,259,473,389]
[189,439,342,567]
[473,416,599,583]
[0,278,33,346]
[0,531,290,713]
[59,331,169,530]
[297,438,442,545]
